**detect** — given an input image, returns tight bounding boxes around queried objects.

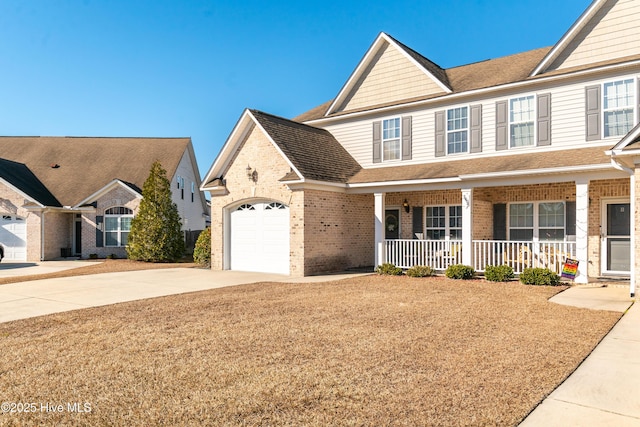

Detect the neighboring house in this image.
[201,0,640,296]
[0,137,207,261]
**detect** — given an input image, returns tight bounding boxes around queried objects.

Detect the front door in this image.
[602,201,630,274]
[385,209,400,240]
[74,215,82,255]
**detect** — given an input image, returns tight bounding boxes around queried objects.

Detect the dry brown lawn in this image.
[0,274,621,426]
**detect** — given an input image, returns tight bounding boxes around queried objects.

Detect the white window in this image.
[510,95,535,147]
[425,205,462,240]
[509,202,565,241]
[104,207,133,247]
[447,107,468,154]
[382,118,401,161]
[603,79,635,138]
[191,181,195,203]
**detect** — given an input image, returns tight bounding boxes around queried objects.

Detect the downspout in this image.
[611,156,635,297]
[40,209,45,261]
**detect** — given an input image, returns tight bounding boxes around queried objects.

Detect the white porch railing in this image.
[385,239,576,274]
[472,240,576,275]
[386,239,462,270]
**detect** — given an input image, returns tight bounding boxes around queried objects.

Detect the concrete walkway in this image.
[520,285,639,426]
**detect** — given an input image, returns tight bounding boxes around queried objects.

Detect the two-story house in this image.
[201,0,640,296]
[0,137,208,261]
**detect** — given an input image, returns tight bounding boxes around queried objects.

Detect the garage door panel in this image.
[0,215,27,261]
[229,202,289,274]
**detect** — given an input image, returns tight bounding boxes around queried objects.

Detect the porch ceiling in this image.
[347,146,612,184]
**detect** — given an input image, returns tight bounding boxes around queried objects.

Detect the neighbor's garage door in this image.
[230,202,289,274]
[0,215,27,261]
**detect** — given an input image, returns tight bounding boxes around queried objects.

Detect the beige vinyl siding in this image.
[339,42,446,113]
[548,0,640,71]
[321,71,640,168]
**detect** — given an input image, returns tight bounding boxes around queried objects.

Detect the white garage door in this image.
[230,202,289,274]
[0,215,27,261]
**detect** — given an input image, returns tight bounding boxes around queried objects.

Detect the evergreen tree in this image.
[127,161,185,262]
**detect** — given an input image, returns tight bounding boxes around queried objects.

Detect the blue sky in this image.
[0,0,590,177]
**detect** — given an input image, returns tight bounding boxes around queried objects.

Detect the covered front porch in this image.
[370,176,634,294]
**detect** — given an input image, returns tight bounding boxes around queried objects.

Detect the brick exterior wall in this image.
[209,125,376,276]
[386,179,630,278]
[303,190,373,275]
[0,184,42,261]
[81,187,140,259]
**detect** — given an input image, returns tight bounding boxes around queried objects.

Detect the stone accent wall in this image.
[303,190,373,275]
[43,211,71,260]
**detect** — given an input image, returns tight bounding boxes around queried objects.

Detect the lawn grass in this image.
[0,275,621,426]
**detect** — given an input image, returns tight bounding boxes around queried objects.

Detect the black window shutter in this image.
[493,204,507,240]
[585,85,601,141]
[537,93,551,146]
[565,201,576,236]
[412,206,423,239]
[470,104,482,153]
[495,100,508,150]
[402,116,412,160]
[96,215,104,247]
[434,110,446,157]
[372,121,382,163]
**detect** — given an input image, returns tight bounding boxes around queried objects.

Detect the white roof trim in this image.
[74,179,142,208]
[200,109,304,190]
[0,177,44,208]
[609,122,640,153]
[530,0,605,76]
[326,32,451,116]
[306,58,640,126]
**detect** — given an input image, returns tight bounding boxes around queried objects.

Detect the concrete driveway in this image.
[0,264,366,323]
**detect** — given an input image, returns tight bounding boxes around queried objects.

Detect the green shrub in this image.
[445,264,475,280]
[484,264,515,282]
[106,253,117,259]
[88,253,98,260]
[519,268,561,286]
[193,227,211,267]
[375,263,403,276]
[406,265,436,277]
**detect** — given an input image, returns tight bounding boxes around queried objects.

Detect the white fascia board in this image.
[247,110,304,180]
[283,179,348,193]
[74,179,142,208]
[347,177,461,189]
[459,163,614,181]
[0,177,44,208]
[200,109,255,188]
[306,58,640,126]
[326,33,450,116]
[383,33,451,94]
[610,123,640,151]
[530,0,605,77]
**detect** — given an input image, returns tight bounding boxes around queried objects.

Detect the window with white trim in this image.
[425,205,462,240]
[382,118,401,161]
[104,207,133,247]
[447,106,468,154]
[509,202,565,241]
[510,95,535,147]
[603,79,635,138]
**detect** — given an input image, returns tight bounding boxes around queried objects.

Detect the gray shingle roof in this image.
[250,110,361,183]
[0,137,191,207]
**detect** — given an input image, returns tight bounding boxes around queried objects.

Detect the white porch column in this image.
[461,188,473,266]
[630,172,636,297]
[575,179,589,284]
[374,192,386,267]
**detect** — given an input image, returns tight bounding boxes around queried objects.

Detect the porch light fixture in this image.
[246,164,258,183]
[402,199,410,213]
